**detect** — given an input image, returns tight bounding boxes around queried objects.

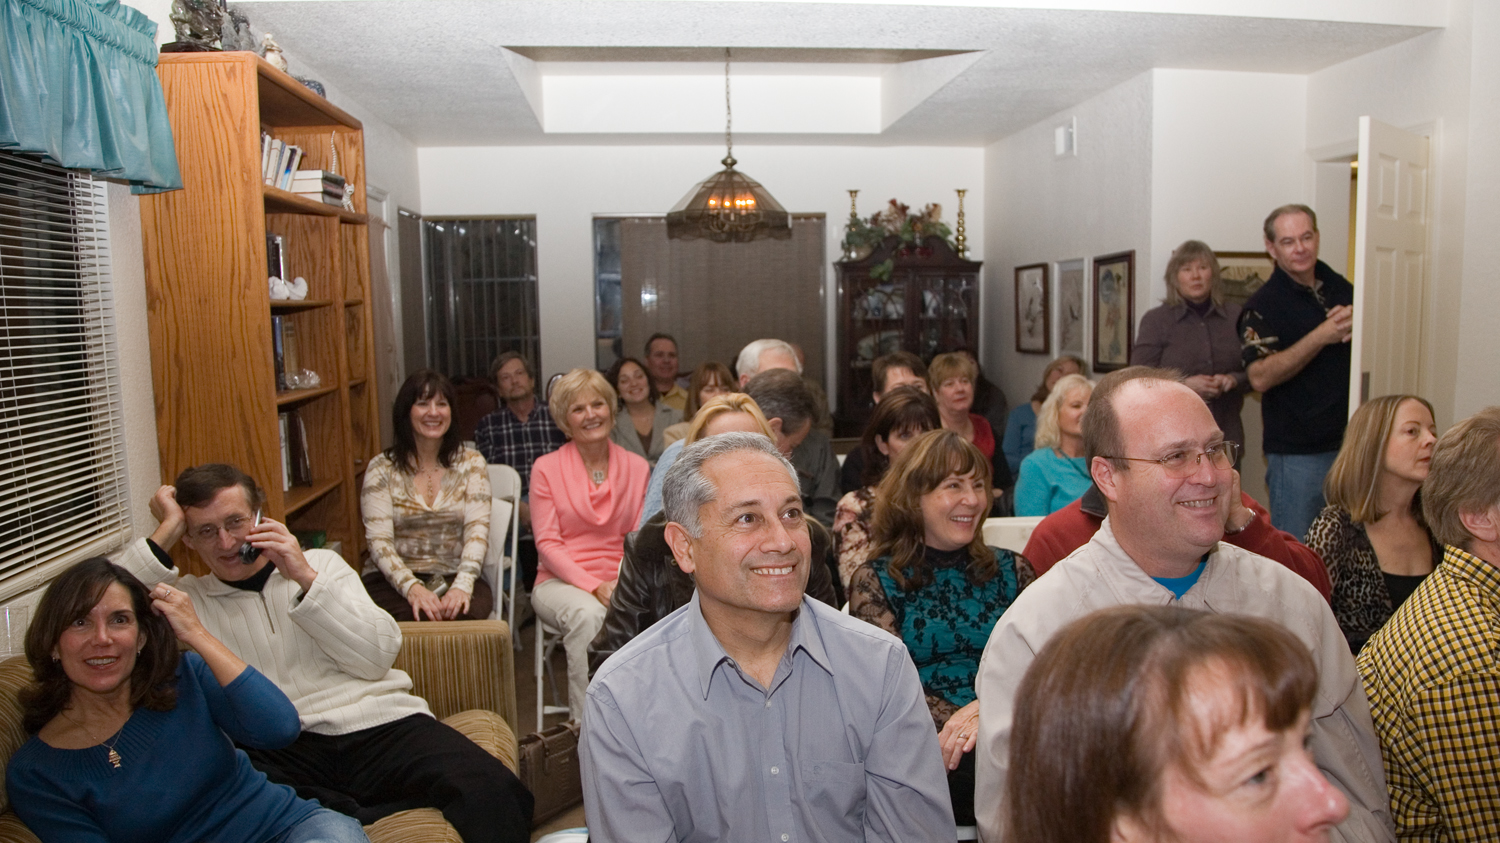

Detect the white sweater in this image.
[115,538,430,735]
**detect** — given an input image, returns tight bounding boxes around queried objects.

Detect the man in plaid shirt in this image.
[474,351,565,589]
[1358,406,1500,842]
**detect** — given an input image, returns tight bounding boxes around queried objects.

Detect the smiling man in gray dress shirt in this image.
[580,432,954,842]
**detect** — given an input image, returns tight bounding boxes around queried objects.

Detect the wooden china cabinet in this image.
[834,234,981,436]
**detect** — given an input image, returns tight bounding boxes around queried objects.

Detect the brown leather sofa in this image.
[0,619,518,843]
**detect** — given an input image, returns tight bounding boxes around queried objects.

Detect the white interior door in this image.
[1349,116,1430,412]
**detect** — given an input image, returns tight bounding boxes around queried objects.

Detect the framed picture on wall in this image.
[1055,258,1086,358]
[1216,251,1275,308]
[1014,263,1050,354]
[1092,250,1134,371]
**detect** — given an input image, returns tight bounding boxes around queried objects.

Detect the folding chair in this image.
[484,464,522,648]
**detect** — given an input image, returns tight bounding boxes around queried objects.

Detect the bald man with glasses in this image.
[971,366,1394,843]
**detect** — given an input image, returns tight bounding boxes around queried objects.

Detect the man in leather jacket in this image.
[588,510,840,675]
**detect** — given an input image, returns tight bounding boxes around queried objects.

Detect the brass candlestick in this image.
[843,190,860,259]
[954,189,968,258]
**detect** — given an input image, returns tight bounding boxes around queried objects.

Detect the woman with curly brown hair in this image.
[848,429,1034,827]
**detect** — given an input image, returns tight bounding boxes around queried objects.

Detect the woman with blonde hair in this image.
[1014,373,1093,516]
[1305,394,1440,653]
[1002,354,1086,476]
[849,429,1033,827]
[589,393,838,671]
[530,368,651,721]
[1131,240,1249,448]
[637,392,773,527]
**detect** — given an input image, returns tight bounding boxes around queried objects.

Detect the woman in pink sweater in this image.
[530,368,650,721]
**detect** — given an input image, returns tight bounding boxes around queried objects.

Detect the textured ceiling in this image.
[236,1,1433,147]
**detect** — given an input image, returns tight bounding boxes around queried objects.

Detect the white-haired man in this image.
[736,338,840,527]
[581,432,954,842]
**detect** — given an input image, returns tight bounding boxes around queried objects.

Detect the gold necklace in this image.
[61,708,124,769]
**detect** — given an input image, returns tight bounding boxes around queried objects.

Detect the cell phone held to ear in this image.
[239,510,263,564]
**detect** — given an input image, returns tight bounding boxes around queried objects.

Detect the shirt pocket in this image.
[801,759,867,823]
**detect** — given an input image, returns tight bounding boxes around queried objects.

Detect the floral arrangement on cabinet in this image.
[843,199,955,280]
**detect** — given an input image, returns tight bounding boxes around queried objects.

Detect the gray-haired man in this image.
[580,432,954,842]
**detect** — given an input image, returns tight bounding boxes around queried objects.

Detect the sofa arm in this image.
[394,620,517,734]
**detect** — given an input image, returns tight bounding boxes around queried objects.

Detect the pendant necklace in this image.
[591,468,606,485]
[62,709,124,769]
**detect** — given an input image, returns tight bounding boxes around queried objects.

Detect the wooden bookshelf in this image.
[140,52,381,573]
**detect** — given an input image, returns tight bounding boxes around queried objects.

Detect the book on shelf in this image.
[271,316,287,391]
[290,170,345,189]
[262,140,305,189]
[266,233,285,280]
[278,412,292,491]
[290,170,347,206]
[277,145,303,190]
[286,409,313,486]
[281,318,300,375]
[263,138,282,183]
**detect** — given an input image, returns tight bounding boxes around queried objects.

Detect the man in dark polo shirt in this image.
[1238,203,1353,540]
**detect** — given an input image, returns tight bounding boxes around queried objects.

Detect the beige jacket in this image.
[115,538,429,735]
[973,517,1395,843]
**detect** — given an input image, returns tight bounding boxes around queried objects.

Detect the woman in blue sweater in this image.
[1002,355,1086,476]
[1014,373,1094,516]
[7,558,367,843]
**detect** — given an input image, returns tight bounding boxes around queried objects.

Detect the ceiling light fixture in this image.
[666,48,791,243]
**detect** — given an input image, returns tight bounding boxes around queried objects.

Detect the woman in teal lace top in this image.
[849,430,1034,827]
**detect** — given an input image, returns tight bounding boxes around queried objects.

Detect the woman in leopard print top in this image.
[1305,394,1440,653]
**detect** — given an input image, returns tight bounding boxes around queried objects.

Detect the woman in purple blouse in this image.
[1131,240,1250,450]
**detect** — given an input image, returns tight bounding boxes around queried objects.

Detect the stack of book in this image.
[261,135,303,190]
[289,170,347,206]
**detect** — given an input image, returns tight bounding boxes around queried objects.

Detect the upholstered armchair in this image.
[0,619,517,843]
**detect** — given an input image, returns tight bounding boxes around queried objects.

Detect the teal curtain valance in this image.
[1,0,182,191]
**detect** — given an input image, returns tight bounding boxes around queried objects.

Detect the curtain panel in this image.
[619,216,826,389]
[1,0,181,191]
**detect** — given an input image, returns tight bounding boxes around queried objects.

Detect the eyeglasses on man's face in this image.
[1103,441,1239,479]
[187,512,257,544]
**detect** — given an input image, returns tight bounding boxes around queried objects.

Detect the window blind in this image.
[0,150,131,601]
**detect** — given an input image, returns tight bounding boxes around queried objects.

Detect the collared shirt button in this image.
[781,835,789,842]
[771,766,779,775]
[765,700,771,708]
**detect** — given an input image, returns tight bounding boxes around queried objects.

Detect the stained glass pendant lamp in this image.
[666,49,791,243]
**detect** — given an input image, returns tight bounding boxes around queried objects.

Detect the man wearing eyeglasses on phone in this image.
[971,367,1394,843]
[113,463,533,843]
